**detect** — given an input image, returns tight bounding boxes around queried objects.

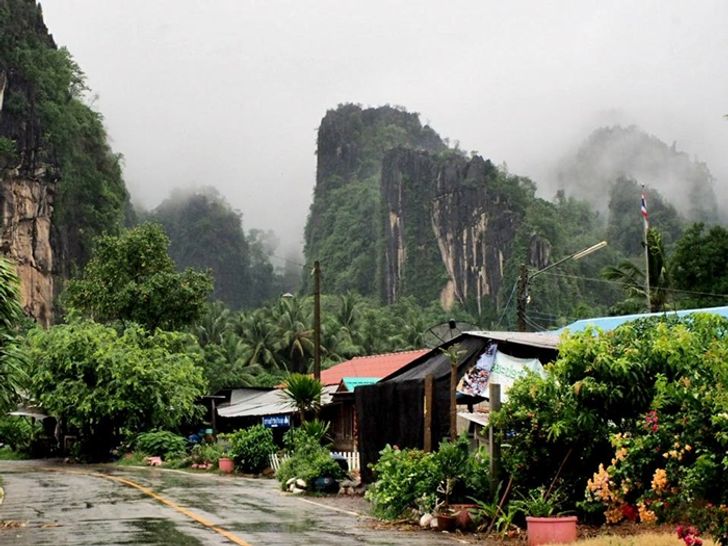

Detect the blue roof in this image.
[557,306,728,334]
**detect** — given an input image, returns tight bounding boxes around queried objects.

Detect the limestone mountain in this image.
[0,0,130,324]
[303,104,616,324]
[557,125,719,225]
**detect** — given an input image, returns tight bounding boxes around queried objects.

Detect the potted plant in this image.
[512,486,576,546]
[434,477,457,531]
[216,434,234,473]
[218,451,234,473]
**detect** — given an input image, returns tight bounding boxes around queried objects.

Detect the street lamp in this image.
[516,241,607,331]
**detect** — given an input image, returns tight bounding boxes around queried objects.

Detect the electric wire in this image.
[537,271,728,300]
[495,280,519,328]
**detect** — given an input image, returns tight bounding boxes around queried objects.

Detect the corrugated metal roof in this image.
[557,306,728,333]
[320,349,428,386]
[217,386,336,418]
[464,330,561,349]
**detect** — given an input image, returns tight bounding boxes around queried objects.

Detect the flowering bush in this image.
[493,314,728,543]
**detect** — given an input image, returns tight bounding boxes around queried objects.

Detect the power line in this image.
[538,271,728,300]
[495,280,518,328]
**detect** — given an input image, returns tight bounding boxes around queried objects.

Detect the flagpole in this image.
[642,186,651,312]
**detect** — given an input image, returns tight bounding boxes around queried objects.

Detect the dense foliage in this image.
[491,315,728,543]
[0,0,130,267]
[670,223,728,308]
[227,424,276,473]
[0,258,24,414]
[276,425,344,490]
[365,437,490,520]
[134,430,187,459]
[25,321,207,459]
[148,188,286,309]
[65,224,213,331]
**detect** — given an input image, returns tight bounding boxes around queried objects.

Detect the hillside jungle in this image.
[0,0,726,454]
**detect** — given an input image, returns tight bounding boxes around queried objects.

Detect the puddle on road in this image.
[230,517,317,534]
[130,518,205,546]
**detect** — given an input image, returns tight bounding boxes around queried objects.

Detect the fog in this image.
[41,1,728,254]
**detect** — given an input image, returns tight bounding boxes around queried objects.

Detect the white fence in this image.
[269,451,360,473]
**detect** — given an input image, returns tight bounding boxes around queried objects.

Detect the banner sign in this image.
[262,414,291,428]
[456,343,497,397]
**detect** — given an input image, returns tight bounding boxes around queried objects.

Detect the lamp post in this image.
[516,241,607,331]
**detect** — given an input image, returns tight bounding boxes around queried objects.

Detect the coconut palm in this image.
[602,228,671,313]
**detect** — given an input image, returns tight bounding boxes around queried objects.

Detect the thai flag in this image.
[640,192,649,228]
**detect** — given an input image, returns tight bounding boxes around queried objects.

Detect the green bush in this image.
[276,432,343,490]
[0,416,41,453]
[365,445,441,519]
[228,425,276,473]
[135,430,187,459]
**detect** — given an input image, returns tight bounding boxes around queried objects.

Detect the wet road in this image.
[0,461,458,545]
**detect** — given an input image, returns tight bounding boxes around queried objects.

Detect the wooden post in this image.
[313,260,321,380]
[424,374,434,452]
[450,360,458,439]
[489,383,502,496]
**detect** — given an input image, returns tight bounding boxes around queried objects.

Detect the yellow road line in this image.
[43,468,251,546]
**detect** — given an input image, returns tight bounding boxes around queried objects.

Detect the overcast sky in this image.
[41,1,728,254]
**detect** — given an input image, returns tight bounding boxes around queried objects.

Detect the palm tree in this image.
[602,228,670,313]
[0,258,24,413]
[282,373,323,422]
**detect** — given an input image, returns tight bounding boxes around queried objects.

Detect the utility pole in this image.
[516,264,529,332]
[313,260,321,381]
[515,241,607,332]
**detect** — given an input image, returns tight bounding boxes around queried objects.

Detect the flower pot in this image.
[450,503,477,530]
[526,516,577,546]
[436,513,456,532]
[218,457,234,473]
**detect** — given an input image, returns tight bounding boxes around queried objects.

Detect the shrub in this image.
[228,425,276,473]
[135,430,187,459]
[0,416,41,453]
[283,419,330,450]
[366,445,441,519]
[276,432,343,489]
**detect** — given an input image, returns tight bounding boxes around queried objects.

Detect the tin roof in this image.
[557,305,728,333]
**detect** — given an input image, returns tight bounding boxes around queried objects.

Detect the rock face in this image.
[304,104,543,315]
[0,176,55,326]
[381,150,522,314]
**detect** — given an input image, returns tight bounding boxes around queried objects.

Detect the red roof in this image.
[320,349,429,386]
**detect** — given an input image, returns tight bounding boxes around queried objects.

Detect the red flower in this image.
[622,504,639,522]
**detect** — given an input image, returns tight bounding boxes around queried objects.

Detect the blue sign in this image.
[262,414,290,428]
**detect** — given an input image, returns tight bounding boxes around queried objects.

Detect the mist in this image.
[41,1,728,254]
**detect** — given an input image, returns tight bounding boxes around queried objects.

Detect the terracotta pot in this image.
[450,503,477,530]
[218,457,235,474]
[526,516,577,545]
[436,513,456,532]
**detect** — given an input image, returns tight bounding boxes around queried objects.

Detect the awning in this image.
[457,411,489,427]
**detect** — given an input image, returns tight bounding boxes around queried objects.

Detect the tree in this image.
[602,228,671,313]
[670,223,728,308]
[282,373,323,422]
[0,258,25,413]
[26,321,207,460]
[64,224,213,331]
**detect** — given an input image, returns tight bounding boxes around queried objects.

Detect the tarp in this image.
[557,305,728,333]
[488,352,545,402]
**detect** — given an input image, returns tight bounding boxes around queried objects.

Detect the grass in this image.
[0,446,29,460]
[556,532,717,545]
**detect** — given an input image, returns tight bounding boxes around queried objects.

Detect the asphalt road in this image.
[0,461,459,546]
